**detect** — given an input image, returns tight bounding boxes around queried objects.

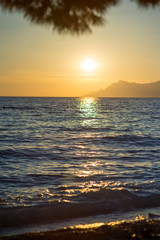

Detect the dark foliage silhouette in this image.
[135,0,160,7]
[0,0,159,34]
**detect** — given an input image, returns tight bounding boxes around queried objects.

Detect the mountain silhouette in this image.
[89,80,160,98]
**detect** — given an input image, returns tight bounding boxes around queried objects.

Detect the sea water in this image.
[0,97,160,235]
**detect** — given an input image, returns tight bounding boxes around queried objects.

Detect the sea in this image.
[0,97,160,236]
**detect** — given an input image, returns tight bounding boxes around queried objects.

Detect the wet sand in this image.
[1,220,160,240]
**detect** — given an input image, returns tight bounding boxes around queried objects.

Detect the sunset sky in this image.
[0,0,160,97]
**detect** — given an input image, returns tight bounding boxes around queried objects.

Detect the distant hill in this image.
[89,80,160,98]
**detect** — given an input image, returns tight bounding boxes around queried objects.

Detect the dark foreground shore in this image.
[1,220,160,240]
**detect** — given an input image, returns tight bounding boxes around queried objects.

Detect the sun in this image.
[81,58,97,72]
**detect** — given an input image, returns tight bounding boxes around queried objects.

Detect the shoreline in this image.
[1,219,160,240]
[1,208,160,239]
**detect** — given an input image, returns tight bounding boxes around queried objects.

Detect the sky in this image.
[0,0,160,97]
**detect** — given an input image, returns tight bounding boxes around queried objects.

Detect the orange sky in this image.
[0,1,160,96]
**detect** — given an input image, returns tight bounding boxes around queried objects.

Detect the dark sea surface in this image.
[0,97,160,235]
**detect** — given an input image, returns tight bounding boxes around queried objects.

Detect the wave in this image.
[99,135,160,146]
[1,188,160,230]
[1,106,35,110]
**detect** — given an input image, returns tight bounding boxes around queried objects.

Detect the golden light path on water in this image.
[70,97,107,193]
[56,97,130,202]
[79,97,98,127]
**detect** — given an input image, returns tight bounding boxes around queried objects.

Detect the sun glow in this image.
[81,58,97,72]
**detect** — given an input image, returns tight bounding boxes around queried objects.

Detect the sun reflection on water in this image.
[74,222,105,229]
[78,97,99,127]
[76,160,104,178]
[75,97,102,181]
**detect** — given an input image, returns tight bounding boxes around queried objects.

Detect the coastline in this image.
[1,207,160,239]
[1,219,160,240]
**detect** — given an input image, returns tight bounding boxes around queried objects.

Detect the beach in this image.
[1,219,160,240]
